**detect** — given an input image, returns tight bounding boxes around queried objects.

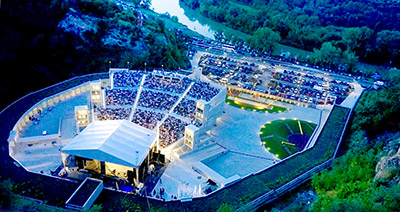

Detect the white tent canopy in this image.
[62,120,157,168]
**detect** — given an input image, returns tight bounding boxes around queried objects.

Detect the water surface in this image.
[151,0,215,39]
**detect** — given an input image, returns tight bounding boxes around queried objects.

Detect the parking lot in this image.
[196,52,355,107]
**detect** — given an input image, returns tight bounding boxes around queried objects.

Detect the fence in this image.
[0,71,360,211]
[236,158,333,212]
[0,73,109,206]
[236,96,360,211]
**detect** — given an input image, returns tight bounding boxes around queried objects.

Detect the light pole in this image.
[144,63,147,71]
[109,61,111,69]
[324,83,330,110]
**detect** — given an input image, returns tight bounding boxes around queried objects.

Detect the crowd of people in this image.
[94,107,131,120]
[143,74,192,94]
[173,98,196,119]
[106,89,137,106]
[187,81,220,102]
[112,70,144,88]
[100,69,224,148]
[159,116,188,148]
[138,90,179,111]
[131,109,164,130]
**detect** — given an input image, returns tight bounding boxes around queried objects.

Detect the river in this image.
[150,0,216,39]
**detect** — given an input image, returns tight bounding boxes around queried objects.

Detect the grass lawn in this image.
[260,119,317,159]
[226,96,288,113]
[274,43,315,60]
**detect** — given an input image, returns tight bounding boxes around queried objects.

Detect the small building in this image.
[75,105,89,128]
[62,120,158,186]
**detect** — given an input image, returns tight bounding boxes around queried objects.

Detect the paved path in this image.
[151,100,327,201]
[340,81,364,109]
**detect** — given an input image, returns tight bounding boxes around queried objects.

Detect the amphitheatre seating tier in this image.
[103,69,223,148]
[173,98,197,120]
[187,81,219,102]
[138,90,179,112]
[159,116,188,148]
[112,70,144,88]
[143,73,192,94]
[94,107,131,121]
[105,89,137,106]
[131,108,164,130]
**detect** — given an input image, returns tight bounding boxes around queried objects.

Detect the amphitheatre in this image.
[3,51,364,210]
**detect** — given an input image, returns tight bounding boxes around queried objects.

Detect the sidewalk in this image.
[340,81,364,109]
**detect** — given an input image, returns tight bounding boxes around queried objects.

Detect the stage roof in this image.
[62,120,157,168]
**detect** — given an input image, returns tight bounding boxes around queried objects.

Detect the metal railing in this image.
[236,102,359,211]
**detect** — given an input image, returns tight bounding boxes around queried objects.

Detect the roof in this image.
[185,124,199,132]
[62,120,157,168]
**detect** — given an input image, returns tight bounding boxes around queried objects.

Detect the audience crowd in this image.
[100,69,223,148]
[138,90,179,111]
[113,70,144,88]
[187,81,219,102]
[106,89,137,106]
[143,74,192,94]
[159,116,188,148]
[173,98,196,119]
[94,107,131,120]
[131,109,164,130]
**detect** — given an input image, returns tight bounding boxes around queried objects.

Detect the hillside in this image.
[0,0,192,110]
[262,70,400,211]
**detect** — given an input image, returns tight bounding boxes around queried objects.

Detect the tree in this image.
[247,27,281,53]
[343,50,359,72]
[313,42,342,68]
[342,27,373,51]
[217,203,234,212]
[142,0,152,9]
[385,68,400,86]
[83,204,103,212]
[0,179,14,209]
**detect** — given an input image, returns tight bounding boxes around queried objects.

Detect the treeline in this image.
[181,0,400,70]
[0,0,190,109]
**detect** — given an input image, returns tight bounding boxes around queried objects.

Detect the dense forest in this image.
[181,0,400,71]
[0,0,190,110]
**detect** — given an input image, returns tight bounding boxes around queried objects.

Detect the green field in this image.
[260,119,317,159]
[226,96,288,113]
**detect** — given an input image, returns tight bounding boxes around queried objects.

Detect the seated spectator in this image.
[143,74,192,94]
[105,89,137,106]
[94,107,131,120]
[131,109,164,130]
[159,116,188,148]
[187,81,220,102]
[173,98,196,119]
[138,90,179,111]
[113,70,144,88]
